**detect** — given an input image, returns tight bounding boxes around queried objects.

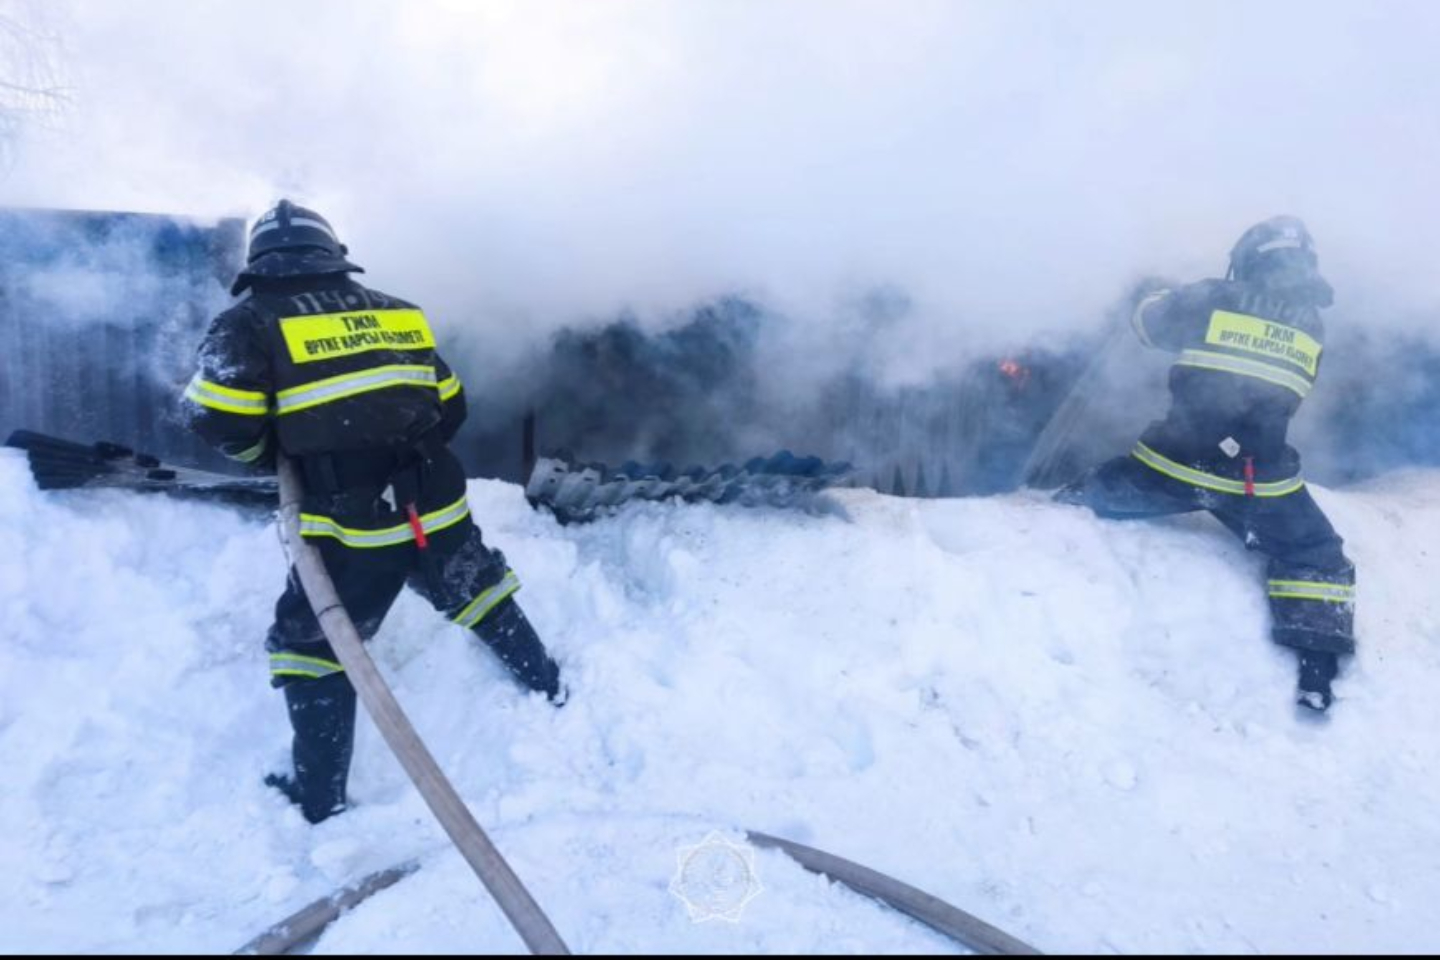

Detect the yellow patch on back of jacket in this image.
[1204,310,1321,377]
[280,309,436,364]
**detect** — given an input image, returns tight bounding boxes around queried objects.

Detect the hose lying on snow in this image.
[236,828,1043,955]
[233,862,419,956]
[748,831,1042,955]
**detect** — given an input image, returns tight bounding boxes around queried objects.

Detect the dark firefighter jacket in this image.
[1129,277,1331,497]
[183,274,471,547]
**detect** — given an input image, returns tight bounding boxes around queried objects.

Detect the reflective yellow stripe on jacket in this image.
[184,375,270,416]
[298,494,471,548]
[1131,290,1170,348]
[1131,443,1304,498]
[438,373,462,402]
[1174,310,1321,399]
[276,364,438,416]
[1175,349,1314,399]
[229,434,270,464]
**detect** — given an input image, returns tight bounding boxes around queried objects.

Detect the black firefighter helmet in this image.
[230,199,364,295]
[1227,215,1316,282]
[1226,215,1333,306]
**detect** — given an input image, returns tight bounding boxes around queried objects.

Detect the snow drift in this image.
[1,448,1436,954]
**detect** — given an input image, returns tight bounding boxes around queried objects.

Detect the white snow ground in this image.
[2,448,1437,954]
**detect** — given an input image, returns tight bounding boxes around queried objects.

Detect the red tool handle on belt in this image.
[1243,456,1256,497]
[406,503,429,549]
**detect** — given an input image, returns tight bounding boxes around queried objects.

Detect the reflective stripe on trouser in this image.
[299,495,471,548]
[1064,453,1355,655]
[270,651,345,681]
[1132,443,1304,498]
[1268,579,1357,603]
[266,511,533,685]
[1267,564,1357,656]
[452,570,521,629]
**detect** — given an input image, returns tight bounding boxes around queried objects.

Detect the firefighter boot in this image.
[472,598,564,704]
[1296,650,1339,713]
[265,671,357,823]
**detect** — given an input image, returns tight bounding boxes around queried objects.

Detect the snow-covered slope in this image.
[2,448,1436,954]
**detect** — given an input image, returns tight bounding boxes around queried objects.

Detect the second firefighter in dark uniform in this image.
[1058,216,1356,713]
[183,200,563,823]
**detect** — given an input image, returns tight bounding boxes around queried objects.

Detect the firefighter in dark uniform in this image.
[1057,216,1356,713]
[183,200,563,823]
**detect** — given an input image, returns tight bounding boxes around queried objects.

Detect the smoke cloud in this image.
[5,0,1440,483]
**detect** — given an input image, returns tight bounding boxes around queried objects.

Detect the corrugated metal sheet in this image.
[0,207,245,469]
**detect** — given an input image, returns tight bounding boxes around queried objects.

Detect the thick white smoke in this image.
[5,0,1440,394]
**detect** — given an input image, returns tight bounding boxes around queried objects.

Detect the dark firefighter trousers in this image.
[1058,456,1356,657]
[264,516,561,822]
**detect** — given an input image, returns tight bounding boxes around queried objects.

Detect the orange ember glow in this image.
[998,359,1030,386]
